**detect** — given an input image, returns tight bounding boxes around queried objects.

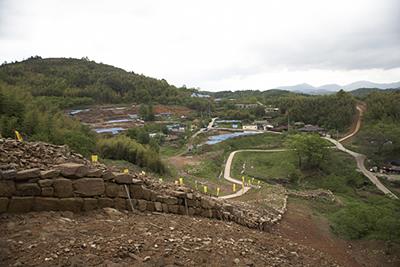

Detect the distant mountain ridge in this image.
[277,81,400,94]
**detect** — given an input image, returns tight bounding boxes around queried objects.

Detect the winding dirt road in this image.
[324,105,398,199]
[219,149,287,199]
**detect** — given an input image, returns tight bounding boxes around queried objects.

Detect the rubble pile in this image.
[0,139,96,171]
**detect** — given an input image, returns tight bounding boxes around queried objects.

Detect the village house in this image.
[191,93,210,98]
[254,120,274,130]
[264,105,280,112]
[298,124,325,134]
[242,125,258,131]
[166,124,186,133]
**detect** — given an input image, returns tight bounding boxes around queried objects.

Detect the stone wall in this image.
[0,162,280,231]
[288,189,336,202]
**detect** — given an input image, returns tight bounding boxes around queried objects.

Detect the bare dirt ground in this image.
[275,200,400,267]
[0,209,339,267]
[73,104,193,124]
[340,102,366,145]
[167,155,201,171]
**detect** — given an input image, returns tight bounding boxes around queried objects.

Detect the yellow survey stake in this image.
[91,155,98,162]
[15,131,23,142]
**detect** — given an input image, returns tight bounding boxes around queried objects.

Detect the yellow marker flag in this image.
[159,178,163,182]
[216,187,220,196]
[233,183,236,192]
[15,131,23,142]
[257,180,260,186]
[91,155,98,162]
[179,177,184,185]
[252,177,255,183]
[203,185,208,193]
[248,178,251,185]
[123,168,129,174]
[241,176,245,183]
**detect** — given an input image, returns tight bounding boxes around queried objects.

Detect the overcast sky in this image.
[0,0,399,91]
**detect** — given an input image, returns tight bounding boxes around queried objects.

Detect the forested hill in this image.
[0,56,201,107]
[350,87,400,98]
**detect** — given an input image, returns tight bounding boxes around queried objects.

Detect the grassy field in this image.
[160,144,186,157]
[230,147,400,242]
[231,151,296,182]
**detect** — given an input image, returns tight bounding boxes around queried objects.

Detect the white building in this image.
[242,125,258,131]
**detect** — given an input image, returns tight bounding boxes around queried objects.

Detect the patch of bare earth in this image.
[0,210,340,267]
[275,200,400,267]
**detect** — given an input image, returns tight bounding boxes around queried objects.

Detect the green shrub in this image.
[96,136,167,174]
[330,199,400,242]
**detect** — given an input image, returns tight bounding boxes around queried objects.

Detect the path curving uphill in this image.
[324,105,398,199]
[219,104,398,200]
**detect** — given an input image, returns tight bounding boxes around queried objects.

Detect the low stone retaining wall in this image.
[0,162,280,231]
[288,189,336,202]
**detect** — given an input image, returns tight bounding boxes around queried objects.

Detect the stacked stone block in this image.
[0,163,279,231]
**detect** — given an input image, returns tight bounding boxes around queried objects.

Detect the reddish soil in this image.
[153,105,193,116]
[0,210,339,267]
[168,155,201,170]
[275,200,400,267]
[72,104,193,125]
[341,102,366,144]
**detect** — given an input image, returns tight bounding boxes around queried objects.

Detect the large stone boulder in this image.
[0,180,16,197]
[157,195,178,205]
[38,179,53,187]
[114,198,126,210]
[41,187,54,197]
[137,199,147,211]
[57,163,88,178]
[53,178,73,197]
[73,178,105,197]
[15,168,40,181]
[87,169,103,178]
[40,169,60,179]
[83,198,98,211]
[101,171,115,181]
[16,183,41,196]
[201,198,216,209]
[0,197,9,212]
[98,197,114,208]
[129,184,144,199]
[8,197,34,213]
[105,183,127,198]
[114,173,143,184]
[1,169,16,180]
[33,197,60,211]
[142,187,157,201]
[58,198,83,212]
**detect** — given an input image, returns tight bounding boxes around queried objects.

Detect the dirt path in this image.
[219,149,287,199]
[324,104,398,199]
[339,105,364,143]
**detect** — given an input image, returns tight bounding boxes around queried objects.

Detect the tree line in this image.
[0,57,212,112]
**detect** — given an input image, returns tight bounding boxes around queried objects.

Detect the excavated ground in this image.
[0,209,339,267]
